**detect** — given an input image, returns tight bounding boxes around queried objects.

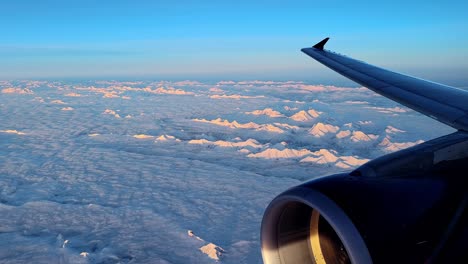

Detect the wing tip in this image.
[313,37,330,50]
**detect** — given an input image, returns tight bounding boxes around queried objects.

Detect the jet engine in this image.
[261,132,468,264]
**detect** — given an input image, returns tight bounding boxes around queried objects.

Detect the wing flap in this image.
[302,39,468,131]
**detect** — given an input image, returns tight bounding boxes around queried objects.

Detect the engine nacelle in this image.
[261,170,466,264]
[261,130,468,264]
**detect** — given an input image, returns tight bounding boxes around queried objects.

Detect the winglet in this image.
[313,37,330,50]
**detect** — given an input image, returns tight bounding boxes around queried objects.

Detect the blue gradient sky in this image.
[1,0,468,84]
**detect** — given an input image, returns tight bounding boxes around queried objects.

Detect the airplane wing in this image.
[301,38,468,131]
[261,39,468,264]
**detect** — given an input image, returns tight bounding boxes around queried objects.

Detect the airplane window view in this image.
[0,1,467,263]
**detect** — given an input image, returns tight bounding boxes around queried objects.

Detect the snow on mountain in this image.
[300,149,369,169]
[154,86,194,95]
[188,230,203,241]
[155,135,180,142]
[133,134,154,139]
[283,106,298,111]
[103,92,120,98]
[200,243,225,261]
[335,156,370,169]
[379,136,424,152]
[357,120,373,125]
[189,138,264,149]
[336,130,351,139]
[188,230,225,261]
[172,80,204,86]
[103,109,121,118]
[300,149,338,164]
[248,148,313,159]
[290,109,321,121]
[350,131,379,142]
[1,87,34,94]
[258,124,285,133]
[65,92,82,97]
[345,101,369,105]
[210,94,264,99]
[188,139,211,145]
[0,129,26,135]
[245,108,284,117]
[308,122,339,137]
[273,123,299,131]
[193,118,284,133]
[365,106,408,114]
[290,110,311,121]
[385,126,406,134]
[209,87,224,93]
[50,99,66,104]
[33,97,45,103]
[307,109,321,118]
[216,80,236,85]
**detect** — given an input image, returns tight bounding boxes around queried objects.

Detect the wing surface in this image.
[302,38,468,131]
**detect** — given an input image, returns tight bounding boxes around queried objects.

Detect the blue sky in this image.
[1,0,468,84]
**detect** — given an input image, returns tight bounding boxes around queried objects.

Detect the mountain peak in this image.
[308,122,339,137]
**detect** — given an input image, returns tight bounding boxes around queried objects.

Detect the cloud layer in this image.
[0,79,453,263]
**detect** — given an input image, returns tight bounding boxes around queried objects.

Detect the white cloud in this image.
[0,79,446,264]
